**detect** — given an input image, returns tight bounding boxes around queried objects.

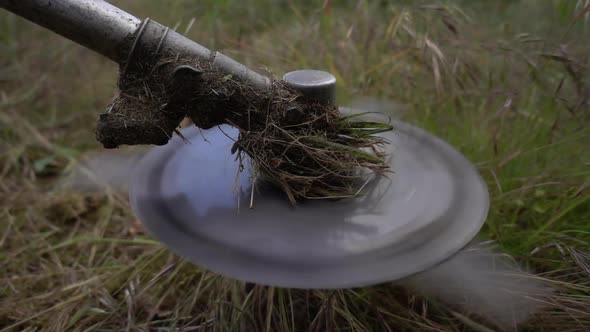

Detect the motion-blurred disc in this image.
[129,110,489,289]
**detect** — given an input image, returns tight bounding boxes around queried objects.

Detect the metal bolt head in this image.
[282,70,337,105]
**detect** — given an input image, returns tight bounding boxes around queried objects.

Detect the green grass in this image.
[1,0,589,331]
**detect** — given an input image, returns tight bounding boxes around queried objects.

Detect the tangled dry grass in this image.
[96,54,393,204]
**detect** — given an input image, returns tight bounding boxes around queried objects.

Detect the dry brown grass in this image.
[1,1,589,331]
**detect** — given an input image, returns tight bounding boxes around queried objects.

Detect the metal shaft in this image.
[0,0,270,89]
[1,0,140,63]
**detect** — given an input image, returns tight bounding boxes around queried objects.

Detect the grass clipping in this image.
[96,55,393,204]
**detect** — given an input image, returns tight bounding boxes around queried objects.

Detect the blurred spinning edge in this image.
[56,103,553,331]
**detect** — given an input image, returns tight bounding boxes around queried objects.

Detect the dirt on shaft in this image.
[96,52,393,204]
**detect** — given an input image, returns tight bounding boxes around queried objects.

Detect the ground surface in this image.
[1,1,589,331]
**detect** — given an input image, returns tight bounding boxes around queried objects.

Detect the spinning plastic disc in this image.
[129,111,489,289]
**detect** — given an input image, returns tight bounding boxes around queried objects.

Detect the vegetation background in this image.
[1,0,589,331]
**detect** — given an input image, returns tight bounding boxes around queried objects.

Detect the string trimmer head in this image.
[2,0,489,289]
[129,110,489,288]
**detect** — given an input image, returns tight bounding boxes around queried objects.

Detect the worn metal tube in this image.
[131,18,270,89]
[0,0,271,89]
[0,0,141,63]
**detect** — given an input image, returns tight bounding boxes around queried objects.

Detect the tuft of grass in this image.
[1,0,589,331]
[97,52,394,205]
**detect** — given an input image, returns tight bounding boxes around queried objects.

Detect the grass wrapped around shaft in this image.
[96,55,394,204]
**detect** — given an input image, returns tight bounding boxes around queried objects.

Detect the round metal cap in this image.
[283,70,336,105]
[129,110,489,289]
